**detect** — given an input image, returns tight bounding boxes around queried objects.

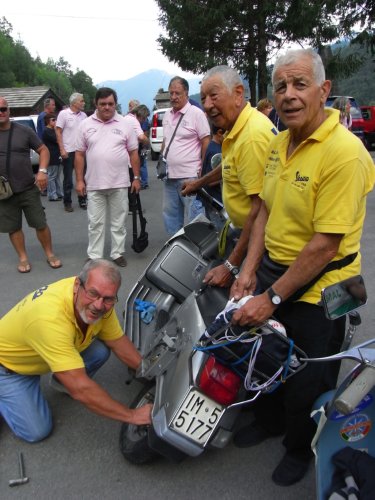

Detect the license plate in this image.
[170,389,223,445]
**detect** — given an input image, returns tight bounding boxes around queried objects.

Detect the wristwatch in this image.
[224,259,240,277]
[133,176,140,181]
[267,287,282,306]
[39,168,48,174]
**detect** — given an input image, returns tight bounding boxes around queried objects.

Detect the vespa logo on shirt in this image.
[291,170,310,190]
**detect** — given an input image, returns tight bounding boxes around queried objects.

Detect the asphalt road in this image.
[0,156,375,500]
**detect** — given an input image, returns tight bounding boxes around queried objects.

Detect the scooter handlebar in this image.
[334,365,375,415]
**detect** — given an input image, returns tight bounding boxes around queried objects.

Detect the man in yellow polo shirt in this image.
[181,65,277,286]
[0,259,152,442]
[230,48,374,486]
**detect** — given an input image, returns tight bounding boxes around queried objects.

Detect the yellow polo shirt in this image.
[222,104,277,228]
[0,277,124,375]
[261,108,375,304]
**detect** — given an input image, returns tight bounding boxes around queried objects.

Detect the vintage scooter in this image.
[119,187,306,465]
[307,275,375,499]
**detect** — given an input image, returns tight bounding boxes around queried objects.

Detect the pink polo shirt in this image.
[75,112,138,190]
[123,113,144,138]
[56,108,87,152]
[162,102,210,178]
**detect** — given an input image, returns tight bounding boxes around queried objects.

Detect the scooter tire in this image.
[119,383,159,465]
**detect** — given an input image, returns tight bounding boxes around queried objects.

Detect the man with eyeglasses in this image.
[161,76,211,235]
[0,97,62,273]
[0,259,152,443]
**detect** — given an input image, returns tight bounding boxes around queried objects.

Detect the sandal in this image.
[18,260,31,273]
[46,255,62,269]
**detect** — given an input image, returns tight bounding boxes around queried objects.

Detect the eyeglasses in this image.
[80,281,118,305]
[0,107,9,112]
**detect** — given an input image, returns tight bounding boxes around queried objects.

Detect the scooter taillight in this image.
[198,356,242,406]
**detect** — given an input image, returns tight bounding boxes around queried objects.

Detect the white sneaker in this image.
[49,375,70,395]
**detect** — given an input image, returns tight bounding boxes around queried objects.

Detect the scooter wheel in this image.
[119,383,159,465]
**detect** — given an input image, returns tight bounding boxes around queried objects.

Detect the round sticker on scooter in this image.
[330,394,373,421]
[340,413,372,442]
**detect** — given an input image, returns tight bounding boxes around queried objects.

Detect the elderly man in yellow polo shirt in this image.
[230,48,375,487]
[0,259,152,442]
[181,65,277,286]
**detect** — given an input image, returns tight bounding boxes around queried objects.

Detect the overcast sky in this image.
[2,0,200,85]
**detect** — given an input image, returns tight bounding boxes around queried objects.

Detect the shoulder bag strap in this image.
[163,113,184,160]
[5,122,14,178]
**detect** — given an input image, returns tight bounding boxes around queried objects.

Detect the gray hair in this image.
[78,259,122,287]
[69,92,84,105]
[128,99,140,111]
[272,48,326,86]
[202,65,243,92]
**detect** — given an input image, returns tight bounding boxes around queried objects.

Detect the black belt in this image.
[0,363,16,374]
[257,252,358,302]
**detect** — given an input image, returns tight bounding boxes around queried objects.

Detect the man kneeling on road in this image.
[0,259,152,442]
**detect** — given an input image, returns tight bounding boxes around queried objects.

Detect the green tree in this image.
[155,0,365,103]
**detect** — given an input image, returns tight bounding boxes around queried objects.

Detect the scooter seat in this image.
[196,286,230,327]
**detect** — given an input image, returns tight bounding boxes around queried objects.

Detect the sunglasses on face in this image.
[0,107,9,112]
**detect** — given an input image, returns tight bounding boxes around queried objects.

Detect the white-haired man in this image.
[182,66,277,286]
[56,92,87,212]
[231,48,374,486]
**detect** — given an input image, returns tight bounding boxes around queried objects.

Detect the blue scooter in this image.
[308,276,375,498]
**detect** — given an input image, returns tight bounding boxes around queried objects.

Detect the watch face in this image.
[272,295,282,305]
[231,267,240,276]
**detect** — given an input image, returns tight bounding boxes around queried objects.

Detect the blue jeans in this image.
[47,164,63,200]
[140,155,148,188]
[162,177,198,235]
[0,339,110,442]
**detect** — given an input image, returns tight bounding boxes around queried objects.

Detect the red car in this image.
[360,106,375,150]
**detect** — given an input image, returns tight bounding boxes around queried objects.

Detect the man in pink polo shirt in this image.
[56,93,87,212]
[74,87,141,267]
[161,77,210,235]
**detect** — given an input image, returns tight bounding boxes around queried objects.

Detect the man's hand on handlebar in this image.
[181,179,201,197]
[203,264,234,288]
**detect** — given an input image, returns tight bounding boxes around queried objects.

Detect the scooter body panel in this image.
[313,382,375,499]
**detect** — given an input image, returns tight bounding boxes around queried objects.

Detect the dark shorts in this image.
[0,185,47,233]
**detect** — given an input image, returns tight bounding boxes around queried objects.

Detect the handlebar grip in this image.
[334,366,375,415]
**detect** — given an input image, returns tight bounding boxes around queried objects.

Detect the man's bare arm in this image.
[232,231,343,326]
[55,368,152,425]
[204,195,262,288]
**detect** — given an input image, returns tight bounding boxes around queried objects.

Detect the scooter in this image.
[119,189,306,465]
[120,190,374,486]
[307,275,375,499]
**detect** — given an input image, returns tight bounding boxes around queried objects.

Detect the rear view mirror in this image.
[211,153,222,169]
[321,275,367,320]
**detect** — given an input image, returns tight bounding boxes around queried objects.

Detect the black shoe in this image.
[271,451,312,486]
[233,421,274,448]
[113,256,127,267]
[64,204,74,213]
[79,203,87,210]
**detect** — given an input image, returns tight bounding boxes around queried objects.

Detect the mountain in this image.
[97,69,202,114]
